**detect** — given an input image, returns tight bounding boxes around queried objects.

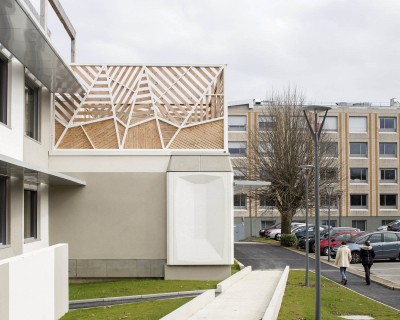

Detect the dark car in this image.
[294,225,329,239]
[387,221,400,232]
[330,231,400,263]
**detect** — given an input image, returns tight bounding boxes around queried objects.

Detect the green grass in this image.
[278,270,400,320]
[231,260,241,274]
[69,279,219,301]
[61,298,192,320]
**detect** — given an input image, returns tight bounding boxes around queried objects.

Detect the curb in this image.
[216,266,251,293]
[262,266,289,320]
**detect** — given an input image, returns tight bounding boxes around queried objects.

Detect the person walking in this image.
[334,241,352,285]
[360,240,375,285]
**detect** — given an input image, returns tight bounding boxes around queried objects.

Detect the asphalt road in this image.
[235,242,400,311]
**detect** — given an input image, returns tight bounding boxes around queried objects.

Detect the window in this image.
[350,168,368,183]
[228,115,246,131]
[0,176,8,245]
[384,232,399,242]
[259,196,275,208]
[352,220,367,231]
[25,80,40,141]
[0,56,8,125]
[380,169,397,183]
[258,116,275,131]
[349,142,368,157]
[24,188,38,240]
[379,117,396,132]
[258,143,270,156]
[368,233,382,243]
[379,142,397,158]
[261,220,276,229]
[322,116,338,132]
[322,220,336,227]
[380,194,397,209]
[349,116,367,133]
[382,219,395,226]
[320,168,338,182]
[234,194,247,209]
[233,168,246,180]
[321,142,338,157]
[321,195,337,208]
[229,142,247,157]
[350,194,368,209]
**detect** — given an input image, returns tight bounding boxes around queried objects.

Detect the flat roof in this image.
[0,0,84,93]
[0,154,86,186]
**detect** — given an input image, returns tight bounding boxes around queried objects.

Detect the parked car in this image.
[294,225,329,239]
[326,227,360,238]
[319,231,362,256]
[377,220,400,231]
[330,231,400,263]
[268,223,306,240]
[387,220,400,232]
[259,223,280,237]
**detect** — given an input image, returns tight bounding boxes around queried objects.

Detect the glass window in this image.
[379,117,396,132]
[261,220,276,229]
[383,232,399,242]
[0,176,8,245]
[380,194,397,209]
[258,116,275,131]
[234,194,247,209]
[349,142,368,157]
[321,142,338,157]
[368,233,382,243]
[229,141,247,157]
[24,188,38,240]
[352,220,367,231]
[350,168,368,183]
[233,168,246,180]
[0,56,8,125]
[228,115,247,131]
[322,220,337,227]
[320,168,338,182]
[25,81,40,141]
[322,116,338,132]
[349,116,367,133]
[382,219,395,226]
[259,196,275,208]
[379,142,397,157]
[350,194,368,209]
[380,169,397,183]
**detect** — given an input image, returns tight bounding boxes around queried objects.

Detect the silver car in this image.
[330,231,400,263]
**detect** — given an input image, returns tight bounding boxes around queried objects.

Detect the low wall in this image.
[0,244,68,320]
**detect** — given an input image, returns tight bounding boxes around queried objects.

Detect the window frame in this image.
[0,176,9,246]
[379,117,396,132]
[352,220,367,231]
[228,141,247,157]
[228,115,247,132]
[322,116,338,132]
[350,168,368,183]
[380,168,397,183]
[350,194,368,209]
[379,142,397,158]
[24,185,39,242]
[258,116,275,131]
[0,55,9,126]
[349,142,368,157]
[24,79,41,141]
[349,116,368,133]
[379,194,397,209]
[234,193,247,209]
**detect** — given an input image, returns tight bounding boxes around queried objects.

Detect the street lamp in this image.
[326,185,334,262]
[300,164,313,287]
[302,105,331,320]
[337,190,343,227]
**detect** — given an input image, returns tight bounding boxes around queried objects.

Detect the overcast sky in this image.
[31,0,400,104]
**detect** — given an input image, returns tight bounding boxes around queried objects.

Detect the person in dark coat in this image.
[359,240,375,285]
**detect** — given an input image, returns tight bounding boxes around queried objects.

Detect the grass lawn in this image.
[70,279,219,301]
[61,298,192,320]
[231,260,241,274]
[278,270,400,320]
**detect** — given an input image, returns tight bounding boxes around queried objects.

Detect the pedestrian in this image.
[360,240,375,285]
[334,241,352,285]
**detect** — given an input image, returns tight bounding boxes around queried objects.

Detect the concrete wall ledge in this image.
[216,265,252,293]
[160,289,216,320]
[262,266,289,320]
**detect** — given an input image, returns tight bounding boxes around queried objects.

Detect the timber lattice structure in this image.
[54,64,225,149]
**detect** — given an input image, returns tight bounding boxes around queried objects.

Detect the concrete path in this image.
[188,270,283,320]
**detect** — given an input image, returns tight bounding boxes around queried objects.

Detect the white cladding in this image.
[167,172,233,265]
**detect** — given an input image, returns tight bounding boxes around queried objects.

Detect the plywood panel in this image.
[169,120,224,149]
[83,119,119,149]
[124,120,162,149]
[55,120,66,145]
[58,126,93,149]
[159,120,179,146]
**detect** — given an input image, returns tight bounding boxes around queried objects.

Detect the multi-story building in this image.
[229,99,400,239]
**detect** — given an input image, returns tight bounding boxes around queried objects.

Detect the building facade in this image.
[229,99,400,239]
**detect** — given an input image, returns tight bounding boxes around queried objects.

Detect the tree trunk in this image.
[281,213,292,235]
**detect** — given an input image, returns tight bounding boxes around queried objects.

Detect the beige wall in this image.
[49,172,167,260]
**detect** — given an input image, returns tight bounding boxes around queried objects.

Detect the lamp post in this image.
[337,190,343,227]
[300,164,313,287]
[326,185,334,262]
[302,105,331,320]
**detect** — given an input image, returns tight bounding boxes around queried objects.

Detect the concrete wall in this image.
[0,244,68,320]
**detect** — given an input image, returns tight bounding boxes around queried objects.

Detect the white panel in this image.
[167,172,233,265]
[349,116,367,132]
[228,115,246,126]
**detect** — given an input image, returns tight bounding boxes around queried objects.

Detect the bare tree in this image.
[232,88,339,236]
